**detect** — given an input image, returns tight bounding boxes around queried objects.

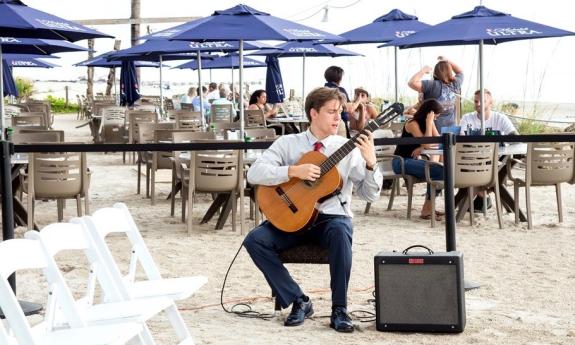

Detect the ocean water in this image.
[30,81,575,128]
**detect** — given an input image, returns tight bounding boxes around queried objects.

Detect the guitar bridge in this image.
[275,186,298,213]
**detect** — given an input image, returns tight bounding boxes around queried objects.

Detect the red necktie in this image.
[313,141,323,152]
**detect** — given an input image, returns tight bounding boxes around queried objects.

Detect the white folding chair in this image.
[25,224,188,345]
[79,203,207,302]
[0,239,143,345]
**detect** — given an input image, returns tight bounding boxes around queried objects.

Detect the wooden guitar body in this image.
[256,151,342,233]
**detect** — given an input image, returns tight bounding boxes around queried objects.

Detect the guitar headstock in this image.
[365,102,405,132]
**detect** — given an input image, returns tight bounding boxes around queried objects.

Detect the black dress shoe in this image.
[284,297,313,327]
[330,306,354,333]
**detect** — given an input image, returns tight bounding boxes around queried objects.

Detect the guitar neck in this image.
[319,104,403,175]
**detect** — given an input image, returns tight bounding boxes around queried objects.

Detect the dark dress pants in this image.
[243,214,353,309]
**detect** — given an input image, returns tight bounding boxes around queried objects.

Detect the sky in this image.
[12,0,575,104]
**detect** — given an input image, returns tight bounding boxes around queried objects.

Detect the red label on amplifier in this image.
[408,258,424,264]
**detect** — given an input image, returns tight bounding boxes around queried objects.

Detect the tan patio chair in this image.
[11,130,64,144]
[4,105,21,118]
[508,142,574,229]
[425,142,502,228]
[244,109,284,135]
[185,148,244,235]
[127,111,156,163]
[174,111,203,130]
[24,101,52,128]
[242,128,276,140]
[181,103,194,110]
[364,129,405,214]
[11,114,47,130]
[211,104,234,123]
[22,150,90,227]
[136,122,174,195]
[212,121,241,137]
[170,132,217,220]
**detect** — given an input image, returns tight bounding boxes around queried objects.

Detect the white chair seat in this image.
[32,322,142,345]
[80,297,173,324]
[130,276,208,301]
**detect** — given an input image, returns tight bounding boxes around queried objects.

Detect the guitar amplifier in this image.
[374,246,465,333]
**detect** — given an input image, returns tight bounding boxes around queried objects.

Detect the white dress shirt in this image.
[247,130,382,217]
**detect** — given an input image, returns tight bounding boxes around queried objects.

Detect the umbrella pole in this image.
[231,68,235,107]
[301,53,306,113]
[113,67,117,104]
[239,40,244,139]
[197,49,205,128]
[0,45,5,140]
[394,46,399,103]
[159,55,164,118]
[479,40,485,134]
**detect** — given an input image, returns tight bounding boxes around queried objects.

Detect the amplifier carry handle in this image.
[402,245,434,255]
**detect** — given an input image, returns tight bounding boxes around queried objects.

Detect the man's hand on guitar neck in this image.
[354,131,377,170]
[288,164,321,181]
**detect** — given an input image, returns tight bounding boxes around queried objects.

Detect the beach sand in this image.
[8,114,575,344]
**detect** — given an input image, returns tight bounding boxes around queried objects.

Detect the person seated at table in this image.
[459,89,518,136]
[191,86,211,122]
[248,90,279,118]
[348,87,378,136]
[460,89,518,210]
[243,87,381,333]
[179,87,196,106]
[206,82,219,102]
[212,87,234,107]
[392,99,445,220]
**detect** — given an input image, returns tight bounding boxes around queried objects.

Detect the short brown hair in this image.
[324,66,344,84]
[433,60,455,84]
[304,87,346,122]
[473,89,492,97]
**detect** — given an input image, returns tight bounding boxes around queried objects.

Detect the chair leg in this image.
[170,168,176,217]
[231,191,237,233]
[57,199,64,222]
[163,304,192,342]
[145,164,150,198]
[364,202,371,214]
[76,196,83,217]
[430,187,436,228]
[482,189,487,216]
[406,179,414,220]
[137,158,141,194]
[84,191,90,216]
[514,184,520,225]
[151,168,156,205]
[187,188,194,236]
[525,185,532,230]
[387,179,397,211]
[494,183,503,229]
[181,187,187,223]
[468,187,474,226]
[555,183,563,223]
[27,195,34,230]
[396,179,401,196]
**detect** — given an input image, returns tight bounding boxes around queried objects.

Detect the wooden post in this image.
[65,86,69,106]
[131,0,141,81]
[105,39,122,96]
[86,39,95,100]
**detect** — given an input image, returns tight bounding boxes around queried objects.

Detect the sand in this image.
[7,114,575,344]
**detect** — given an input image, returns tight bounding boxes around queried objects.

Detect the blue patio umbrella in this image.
[2,60,17,97]
[0,0,112,41]
[0,37,88,55]
[110,40,272,122]
[142,3,344,138]
[4,54,59,68]
[265,55,284,104]
[385,5,575,132]
[249,41,361,109]
[0,0,112,140]
[327,9,431,102]
[120,60,140,107]
[75,53,164,68]
[173,54,264,70]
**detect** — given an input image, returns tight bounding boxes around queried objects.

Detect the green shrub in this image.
[45,95,79,113]
[516,120,560,134]
[15,77,35,101]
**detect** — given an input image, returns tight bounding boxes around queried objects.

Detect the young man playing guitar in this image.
[243,87,383,332]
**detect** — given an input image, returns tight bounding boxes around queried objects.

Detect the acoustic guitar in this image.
[256,102,404,233]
